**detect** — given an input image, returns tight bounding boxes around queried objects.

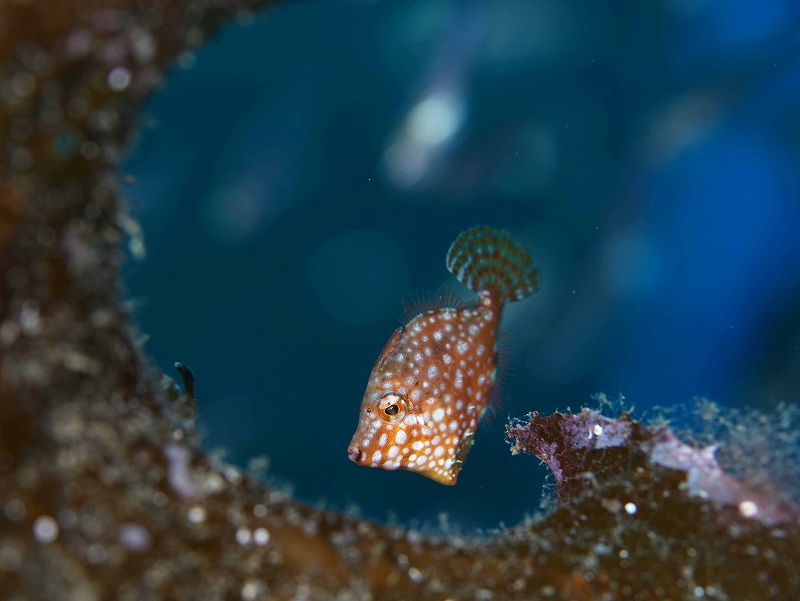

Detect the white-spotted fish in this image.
[347,226,539,485]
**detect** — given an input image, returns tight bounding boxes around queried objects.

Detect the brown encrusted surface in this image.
[1,1,799,599]
[506,410,800,599]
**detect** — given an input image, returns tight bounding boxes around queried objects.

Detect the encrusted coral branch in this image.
[1,1,798,599]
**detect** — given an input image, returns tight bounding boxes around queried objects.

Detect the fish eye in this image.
[377,392,407,423]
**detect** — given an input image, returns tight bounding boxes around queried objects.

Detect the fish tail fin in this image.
[446,226,539,303]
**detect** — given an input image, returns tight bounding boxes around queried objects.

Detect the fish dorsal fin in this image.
[374,327,403,371]
[400,287,464,323]
[446,226,539,303]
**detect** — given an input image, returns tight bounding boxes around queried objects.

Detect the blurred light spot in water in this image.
[643,90,722,166]
[308,230,408,327]
[200,181,275,246]
[409,93,464,147]
[384,92,466,188]
[382,3,484,191]
[194,72,316,246]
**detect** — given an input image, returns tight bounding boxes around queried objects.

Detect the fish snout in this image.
[347,445,363,464]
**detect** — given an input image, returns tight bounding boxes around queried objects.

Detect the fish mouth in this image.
[347,446,363,464]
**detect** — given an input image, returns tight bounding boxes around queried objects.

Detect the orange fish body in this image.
[347,226,539,485]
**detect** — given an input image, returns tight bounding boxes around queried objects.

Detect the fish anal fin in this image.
[479,329,516,428]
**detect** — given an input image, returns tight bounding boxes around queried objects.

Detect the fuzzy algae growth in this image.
[1,1,799,599]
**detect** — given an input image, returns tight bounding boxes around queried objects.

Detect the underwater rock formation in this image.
[1,1,798,599]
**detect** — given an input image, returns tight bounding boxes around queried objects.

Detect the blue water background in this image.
[123,0,800,528]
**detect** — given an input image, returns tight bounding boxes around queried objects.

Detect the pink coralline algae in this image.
[508,408,796,524]
[1,1,799,599]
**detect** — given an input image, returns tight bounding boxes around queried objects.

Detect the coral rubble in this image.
[1,1,798,599]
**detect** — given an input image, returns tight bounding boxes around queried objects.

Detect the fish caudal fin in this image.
[446,226,539,303]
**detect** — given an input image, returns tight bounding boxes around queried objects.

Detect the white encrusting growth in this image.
[164,444,197,499]
[33,515,59,544]
[738,500,758,518]
[187,505,206,524]
[252,528,270,546]
[236,527,252,545]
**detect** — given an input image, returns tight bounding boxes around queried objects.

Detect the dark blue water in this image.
[123,0,800,528]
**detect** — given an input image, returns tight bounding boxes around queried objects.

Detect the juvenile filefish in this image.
[347,226,539,485]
